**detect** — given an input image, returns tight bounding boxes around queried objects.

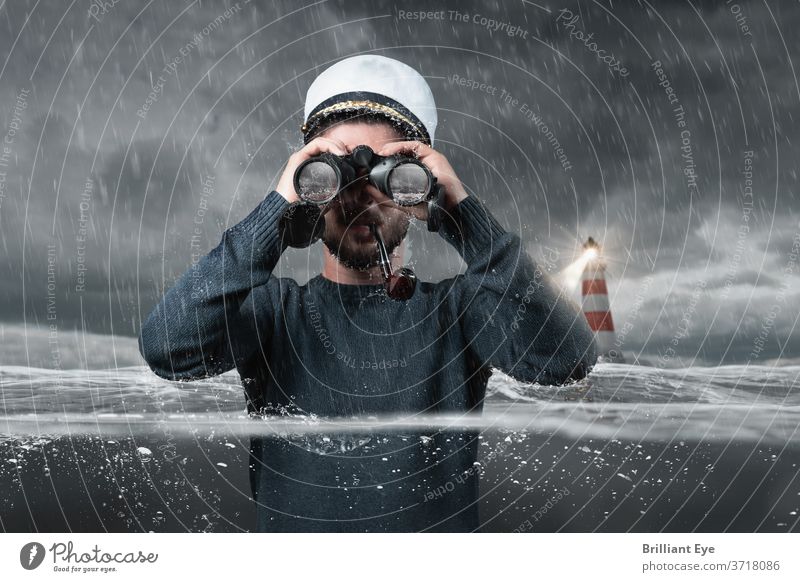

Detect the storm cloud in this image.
[0,0,798,369]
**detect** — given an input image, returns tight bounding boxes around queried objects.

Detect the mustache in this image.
[336,207,383,226]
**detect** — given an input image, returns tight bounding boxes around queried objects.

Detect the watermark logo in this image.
[20,542,46,570]
[513,486,572,532]
[88,0,124,23]
[555,9,629,77]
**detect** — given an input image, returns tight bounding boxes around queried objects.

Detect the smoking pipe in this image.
[369,223,417,300]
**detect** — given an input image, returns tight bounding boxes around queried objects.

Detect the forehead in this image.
[319,120,405,152]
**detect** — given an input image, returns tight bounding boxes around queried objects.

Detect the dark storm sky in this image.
[0,0,798,368]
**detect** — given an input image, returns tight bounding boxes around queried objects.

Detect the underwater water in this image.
[1,363,799,532]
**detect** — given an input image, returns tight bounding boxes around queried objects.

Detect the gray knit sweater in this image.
[138,189,597,532]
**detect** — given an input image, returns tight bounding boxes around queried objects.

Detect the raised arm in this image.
[139,137,351,381]
[375,140,597,385]
[138,190,289,380]
[438,196,598,385]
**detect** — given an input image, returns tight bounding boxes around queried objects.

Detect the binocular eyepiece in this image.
[294,144,435,207]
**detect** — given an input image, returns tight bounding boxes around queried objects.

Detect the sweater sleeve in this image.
[437,195,598,385]
[138,190,290,381]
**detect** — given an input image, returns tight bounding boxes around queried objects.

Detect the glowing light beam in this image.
[555,248,599,293]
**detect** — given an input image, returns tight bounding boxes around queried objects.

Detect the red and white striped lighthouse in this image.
[581,237,625,363]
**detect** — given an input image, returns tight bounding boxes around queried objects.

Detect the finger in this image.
[404,202,429,222]
[377,139,426,156]
[301,136,348,157]
[303,137,347,157]
[377,140,432,158]
[382,197,428,221]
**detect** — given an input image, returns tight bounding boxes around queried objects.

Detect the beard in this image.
[322,208,411,271]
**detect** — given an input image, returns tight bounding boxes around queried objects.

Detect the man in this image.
[139,55,597,532]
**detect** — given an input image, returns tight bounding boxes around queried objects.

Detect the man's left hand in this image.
[376,140,469,222]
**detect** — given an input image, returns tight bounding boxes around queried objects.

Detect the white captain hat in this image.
[301,55,438,146]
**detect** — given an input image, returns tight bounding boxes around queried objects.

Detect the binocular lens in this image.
[296,161,339,204]
[388,163,431,206]
[294,147,434,207]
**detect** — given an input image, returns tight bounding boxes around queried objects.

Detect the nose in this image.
[338,174,384,210]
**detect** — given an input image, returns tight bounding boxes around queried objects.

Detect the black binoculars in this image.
[280,145,445,249]
[294,144,436,207]
[279,145,446,300]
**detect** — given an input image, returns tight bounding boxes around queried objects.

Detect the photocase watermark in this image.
[658,278,707,368]
[726,0,753,38]
[678,124,698,196]
[512,486,572,531]
[306,295,339,357]
[539,246,561,273]
[190,174,216,300]
[510,249,560,332]
[20,542,46,570]
[137,2,245,119]
[423,463,482,501]
[719,150,755,301]
[46,244,62,370]
[651,60,697,197]
[445,75,572,171]
[633,274,701,398]
[520,103,573,172]
[305,295,409,370]
[45,243,66,425]
[74,177,93,294]
[87,0,124,23]
[652,60,679,107]
[397,9,529,39]
[447,73,500,97]
[33,540,159,573]
[145,383,179,530]
[467,11,529,39]
[555,9,629,77]
[641,274,707,390]
[423,439,509,502]
[395,9,448,22]
[356,358,407,370]
[750,226,800,359]
[0,87,29,212]
[614,275,655,351]
[150,383,178,465]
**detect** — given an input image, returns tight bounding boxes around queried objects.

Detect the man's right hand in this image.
[275,137,349,203]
